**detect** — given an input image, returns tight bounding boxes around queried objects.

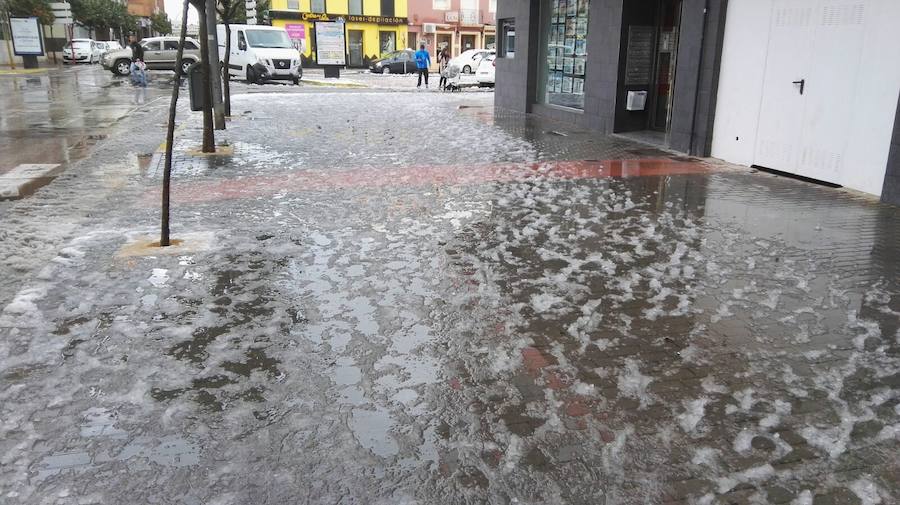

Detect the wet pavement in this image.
[0,65,175,176]
[0,78,899,505]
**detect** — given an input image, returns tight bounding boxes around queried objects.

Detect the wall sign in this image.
[624,25,654,86]
[285,23,305,40]
[269,10,408,25]
[10,17,44,56]
[315,21,346,66]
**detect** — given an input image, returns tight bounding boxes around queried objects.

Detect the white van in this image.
[217,24,302,84]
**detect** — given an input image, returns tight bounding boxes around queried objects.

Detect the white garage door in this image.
[712,0,900,196]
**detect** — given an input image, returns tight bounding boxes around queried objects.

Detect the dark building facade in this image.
[495,0,900,205]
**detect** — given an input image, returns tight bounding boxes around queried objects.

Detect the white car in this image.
[95,41,122,59]
[217,24,302,84]
[63,39,102,64]
[476,54,495,87]
[450,49,494,74]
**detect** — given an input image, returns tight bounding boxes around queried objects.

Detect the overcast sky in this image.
[164,0,201,25]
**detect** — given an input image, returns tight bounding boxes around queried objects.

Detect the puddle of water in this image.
[349,408,399,458]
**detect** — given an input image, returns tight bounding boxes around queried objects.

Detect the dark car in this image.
[369,49,418,74]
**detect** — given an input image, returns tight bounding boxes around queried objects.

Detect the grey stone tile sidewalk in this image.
[0,91,898,504]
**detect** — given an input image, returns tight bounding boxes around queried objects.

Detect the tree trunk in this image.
[161,0,192,247]
[193,0,215,153]
[223,20,231,117]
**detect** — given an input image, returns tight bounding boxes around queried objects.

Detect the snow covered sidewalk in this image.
[0,90,898,504]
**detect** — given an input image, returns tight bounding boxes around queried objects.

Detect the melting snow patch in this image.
[691,447,719,467]
[800,424,851,459]
[790,490,812,505]
[733,429,755,454]
[147,269,170,288]
[716,464,775,493]
[677,397,709,434]
[617,359,654,408]
[849,478,883,505]
[531,293,565,314]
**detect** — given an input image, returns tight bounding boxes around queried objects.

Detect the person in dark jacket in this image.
[414,43,431,89]
[129,36,144,63]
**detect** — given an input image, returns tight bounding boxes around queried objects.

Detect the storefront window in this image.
[539,0,589,110]
[379,31,396,56]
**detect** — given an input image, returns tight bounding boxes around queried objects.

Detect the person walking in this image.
[414,43,431,89]
[129,36,144,63]
[438,47,450,91]
[130,58,148,104]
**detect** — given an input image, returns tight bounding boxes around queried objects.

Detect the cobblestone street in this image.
[0,74,898,504]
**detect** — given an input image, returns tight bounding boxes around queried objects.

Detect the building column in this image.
[881,92,900,205]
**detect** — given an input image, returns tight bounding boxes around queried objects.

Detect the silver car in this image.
[102,37,202,76]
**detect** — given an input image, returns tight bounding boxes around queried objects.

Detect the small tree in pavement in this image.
[160,0,192,247]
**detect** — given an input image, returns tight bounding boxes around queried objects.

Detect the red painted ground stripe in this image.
[142,159,717,205]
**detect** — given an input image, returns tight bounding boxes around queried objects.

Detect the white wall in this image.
[712,0,900,197]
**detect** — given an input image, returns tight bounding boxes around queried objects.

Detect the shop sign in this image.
[445,11,459,23]
[10,17,44,56]
[270,10,408,25]
[346,15,407,24]
[315,21,346,66]
[285,23,305,40]
[303,12,332,21]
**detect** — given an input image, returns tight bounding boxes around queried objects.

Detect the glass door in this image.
[649,0,682,132]
[349,30,364,67]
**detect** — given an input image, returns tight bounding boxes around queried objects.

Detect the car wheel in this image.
[292,76,300,85]
[246,65,256,83]
[114,59,131,76]
[463,65,472,74]
[181,60,193,75]
[381,66,391,74]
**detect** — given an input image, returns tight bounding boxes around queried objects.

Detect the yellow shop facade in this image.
[269,0,409,68]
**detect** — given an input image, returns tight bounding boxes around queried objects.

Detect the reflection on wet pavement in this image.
[0,90,898,504]
[0,65,171,178]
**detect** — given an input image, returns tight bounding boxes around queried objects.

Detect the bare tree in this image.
[161,0,192,247]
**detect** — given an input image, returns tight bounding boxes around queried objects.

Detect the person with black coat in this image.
[129,36,144,63]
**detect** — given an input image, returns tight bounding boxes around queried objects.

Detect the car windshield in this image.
[245,30,292,49]
[67,41,91,49]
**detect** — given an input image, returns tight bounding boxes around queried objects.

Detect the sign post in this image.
[314,20,345,79]
[9,17,44,69]
[50,3,72,64]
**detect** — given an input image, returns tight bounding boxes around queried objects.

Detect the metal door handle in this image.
[792,79,805,95]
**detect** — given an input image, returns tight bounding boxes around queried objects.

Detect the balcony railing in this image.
[459,9,481,25]
[445,9,483,25]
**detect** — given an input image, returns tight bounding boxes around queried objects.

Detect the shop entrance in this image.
[436,33,453,57]
[461,34,476,52]
[614,0,682,140]
[348,30,364,67]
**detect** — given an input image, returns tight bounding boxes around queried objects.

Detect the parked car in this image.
[369,49,418,74]
[476,54,496,87]
[217,24,302,85]
[450,49,494,74]
[63,39,102,64]
[102,36,202,76]
[94,41,122,59]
